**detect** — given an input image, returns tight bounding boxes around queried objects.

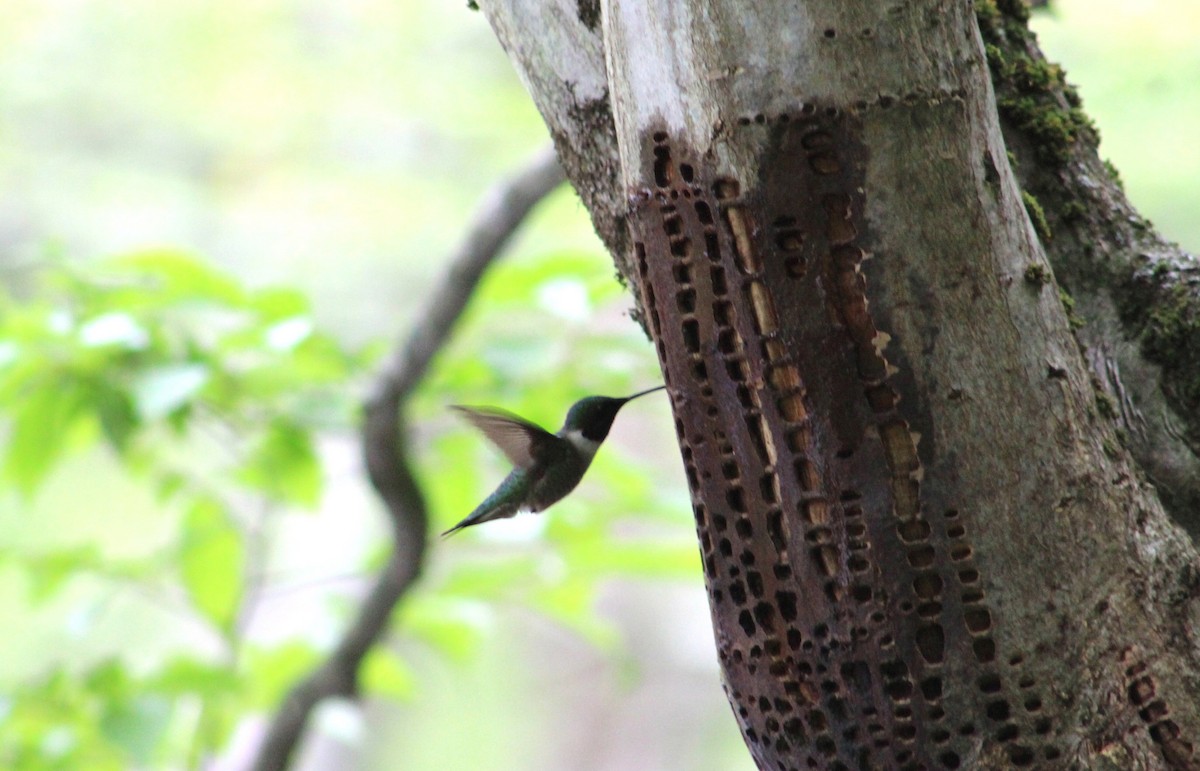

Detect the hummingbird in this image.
[442,385,667,537]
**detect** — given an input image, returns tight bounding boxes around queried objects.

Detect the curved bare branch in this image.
[250,146,565,771]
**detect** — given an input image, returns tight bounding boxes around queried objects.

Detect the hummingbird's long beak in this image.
[623,384,667,402]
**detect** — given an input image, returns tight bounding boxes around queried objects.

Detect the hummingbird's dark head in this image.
[563,396,628,442]
[562,386,665,442]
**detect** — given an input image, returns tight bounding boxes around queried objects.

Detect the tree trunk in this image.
[479,1,1200,768]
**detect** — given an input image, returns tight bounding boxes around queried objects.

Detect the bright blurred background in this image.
[0,1,1195,770]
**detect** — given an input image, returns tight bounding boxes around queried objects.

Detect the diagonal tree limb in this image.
[978,4,1200,535]
[250,146,565,771]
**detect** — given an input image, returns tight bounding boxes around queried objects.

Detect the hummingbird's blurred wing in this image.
[451,406,561,469]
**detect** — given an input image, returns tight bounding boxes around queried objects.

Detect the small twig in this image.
[249,146,565,771]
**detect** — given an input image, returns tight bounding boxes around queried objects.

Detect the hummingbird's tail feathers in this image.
[440,501,522,538]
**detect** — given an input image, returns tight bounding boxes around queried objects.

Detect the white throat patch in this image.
[563,429,601,460]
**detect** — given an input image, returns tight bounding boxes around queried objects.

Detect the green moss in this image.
[998,94,1093,166]
[1024,264,1051,286]
[984,44,1007,71]
[976,0,1033,42]
[1143,285,1200,406]
[1022,191,1052,241]
[1151,261,1174,281]
[1102,437,1120,459]
[1061,200,1087,223]
[996,0,1031,23]
[976,0,1001,36]
[1009,57,1063,91]
[1068,107,1098,136]
[1059,288,1086,330]
[1103,159,1124,191]
[1117,263,1200,430]
[1095,391,1118,420]
[979,1,1096,170]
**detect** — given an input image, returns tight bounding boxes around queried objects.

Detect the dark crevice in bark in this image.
[576,0,601,32]
[979,1,1200,537]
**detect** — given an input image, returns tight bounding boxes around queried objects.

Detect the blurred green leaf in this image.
[477,250,623,310]
[4,380,90,496]
[245,641,322,709]
[131,363,210,420]
[77,312,150,350]
[0,665,132,771]
[99,694,172,766]
[564,539,699,579]
[440,555,542,599]
[20,546,103,602]
[263,317,313,351]
[103,250,246,307]
[360,648,416,700]
[249,288,310,321]
[150,657,241,699]
[90,383,139,453]
[400,596,490,661]
[236,419,321,507]
[530,577,617,649]
[0,341,18,369]
[179,498,244,632]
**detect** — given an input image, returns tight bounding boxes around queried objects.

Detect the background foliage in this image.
[0,1,1195,769]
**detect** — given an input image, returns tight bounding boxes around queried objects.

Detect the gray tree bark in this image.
[479,1,1200,768]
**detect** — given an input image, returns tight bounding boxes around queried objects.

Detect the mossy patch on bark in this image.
[1022,191,1052,241]
[1024,263,1051,286]
[978,1,1095,167]
[1117,259,1200,443]
[1059,288,1086,330]
[1144,285,1200,407]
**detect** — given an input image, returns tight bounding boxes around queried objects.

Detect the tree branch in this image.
[980,3,1200,535]
[250,146,565,771]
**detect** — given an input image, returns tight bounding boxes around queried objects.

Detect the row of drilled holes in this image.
[651,146,787,692]
[731,128,886,766]
[774,130,897,769]
[695,150,852,762]
[728,93,972,131]
[685,156,788,653]
[948,508,1057,766]
[657,193,725,577]
[883,509,1059,767]
[807,142,959,767]
[806,123,1061,766]
[647,137,834,766]
[1126,657,1196,767]
[812,152,1061,766]
[712,174,834,596]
